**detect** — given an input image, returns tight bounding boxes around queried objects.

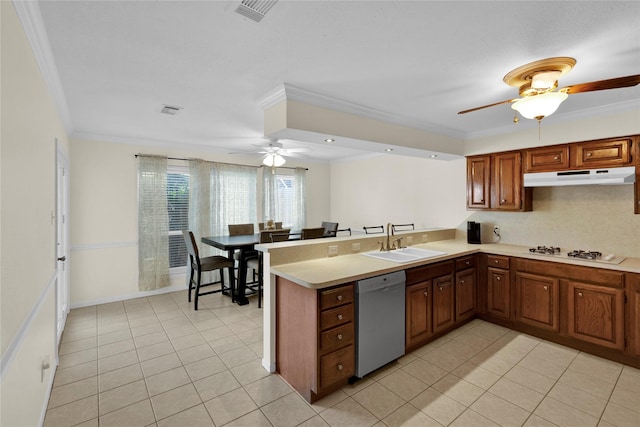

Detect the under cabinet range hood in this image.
[524,166,636,187]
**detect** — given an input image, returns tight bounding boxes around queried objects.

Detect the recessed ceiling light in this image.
[385,148,394,152]
[324,138,334,143]
[430,154,438,158]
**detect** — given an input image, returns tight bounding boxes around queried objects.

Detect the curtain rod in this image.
[134,154,308,171]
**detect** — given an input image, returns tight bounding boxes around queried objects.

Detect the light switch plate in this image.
[328,245,339,256]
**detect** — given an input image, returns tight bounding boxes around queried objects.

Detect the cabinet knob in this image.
[439,286,443,292]
[496,276,501,281]
[587,153,592,157]
[480,199,484,203]
[337,334,343,340]
[495,260,499,264]
[578,292,583,297]
[543,286,548,291]
[460,280,465,285]
[553,156,559,160]
[337,364,343,371]
[466,261,470,265]
[337,314,343,320]
[501,199,507,204]
[424,291,428,297]
[336,295,343,301]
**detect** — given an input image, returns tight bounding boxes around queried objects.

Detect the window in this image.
[263,168,306,231]
[273,174,295,227]
[167,166,190,269]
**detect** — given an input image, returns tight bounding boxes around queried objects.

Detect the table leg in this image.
[235,249,250,306]
[226,250,236,302]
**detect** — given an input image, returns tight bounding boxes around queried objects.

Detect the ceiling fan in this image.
[235,139,311,167]
[458,57,640,122]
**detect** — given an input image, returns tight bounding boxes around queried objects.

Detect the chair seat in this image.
[247,258,259,269]
[200,255,234,271]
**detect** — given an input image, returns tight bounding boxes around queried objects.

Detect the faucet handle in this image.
[377,241,385,251]
[394,237,404,249]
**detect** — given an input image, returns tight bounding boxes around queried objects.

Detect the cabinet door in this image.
[567,281,624,350]
[433,274,455,333]
[574,138,631,168]
[406,282,432,349]
[467,155,491,209]
[515,272,559,331]
[487,267,510,319]
[493,152,522,210]
[631,274,640,356]
[456,268,476,322]
[525,145,570,172]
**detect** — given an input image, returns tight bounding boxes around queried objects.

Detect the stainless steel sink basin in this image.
[362,247,446,263]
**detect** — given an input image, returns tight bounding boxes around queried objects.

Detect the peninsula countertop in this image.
[269,239,640,289]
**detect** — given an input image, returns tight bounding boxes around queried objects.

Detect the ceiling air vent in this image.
[235,0,278,23]
[160,105,182,115]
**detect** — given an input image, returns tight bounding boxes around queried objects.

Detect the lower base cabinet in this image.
[567,281,624,350]
[432,274,455,334]
[276,278,354,403]
[515,272,559,331]
[406,281,432,350]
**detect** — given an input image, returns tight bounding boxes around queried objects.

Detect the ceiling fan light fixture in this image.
[263,153,286,167]
[511,91,568,120]
[531,70,563,90]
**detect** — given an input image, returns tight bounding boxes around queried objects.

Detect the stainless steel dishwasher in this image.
[355,270,406,378]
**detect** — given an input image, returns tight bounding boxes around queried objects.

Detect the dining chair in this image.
[246,229,291,307]
[363,225,385,234]
[227,223,257,274]
[321,221,339,237]
[392,223,415,232]
[301,227,326,240]
[182,230,234,310]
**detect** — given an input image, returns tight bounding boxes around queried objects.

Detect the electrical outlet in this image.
[328,245,338,256]
[422,234,429,243]
[493,226,500,237]
[351,242,361,252]
[406,236,413,245]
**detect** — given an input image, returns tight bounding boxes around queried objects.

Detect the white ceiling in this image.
[27,1,640,162]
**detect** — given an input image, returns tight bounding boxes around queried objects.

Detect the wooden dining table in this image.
[201,234,259,306]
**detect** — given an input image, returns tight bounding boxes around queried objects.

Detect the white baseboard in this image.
[69,283,188,309]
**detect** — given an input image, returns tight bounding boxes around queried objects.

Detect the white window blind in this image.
[167,166,190,269]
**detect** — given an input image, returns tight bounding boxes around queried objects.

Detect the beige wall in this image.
[329,110,640,258]
[1,1,70,425]
[69,137,331,306]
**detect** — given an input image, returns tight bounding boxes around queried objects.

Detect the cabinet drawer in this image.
[487,255,510,269]
[319,345,354,389]
[320,304,353,331]
[319,284,354,310]
[525,146,570,172]
[455,256,476,270]
[319,323,354,353]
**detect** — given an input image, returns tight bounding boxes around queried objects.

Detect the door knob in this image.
[57,256,66,262]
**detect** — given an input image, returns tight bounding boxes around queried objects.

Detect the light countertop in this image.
[269,239,640,289]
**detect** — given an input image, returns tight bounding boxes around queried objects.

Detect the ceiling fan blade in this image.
[458,98,516,115]
[561,75,640,94]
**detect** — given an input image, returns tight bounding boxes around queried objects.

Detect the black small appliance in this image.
[467,221,481,244]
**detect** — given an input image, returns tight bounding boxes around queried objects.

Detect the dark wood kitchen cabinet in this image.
[467,155,490,209]
[455,256,477,322]
[567,281,624,351]
[276,278,354,403]
[629,274,640,357]
[573,136,632,168]
[466,152,532,211]
[514,272,559,332]
[524,145,570,172]
[405,261,454,351]
[486,255,511,320]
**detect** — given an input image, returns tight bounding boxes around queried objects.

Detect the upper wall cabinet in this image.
[524,145,570,172]
[466,152,532,211]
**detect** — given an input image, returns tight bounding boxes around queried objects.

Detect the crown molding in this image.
[12,0,74,134]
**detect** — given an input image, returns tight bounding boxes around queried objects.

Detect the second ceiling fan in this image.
[458,57,640,122]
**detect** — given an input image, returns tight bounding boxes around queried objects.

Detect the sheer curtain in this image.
[263,167,306,230]
[138,155,170,291]
[188,159,214,257]
[212,163,258,233]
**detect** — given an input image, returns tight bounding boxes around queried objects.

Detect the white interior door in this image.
[56,142,70,344]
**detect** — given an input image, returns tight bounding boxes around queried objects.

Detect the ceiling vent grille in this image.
[160,105,182,115]
[235,0,278,23]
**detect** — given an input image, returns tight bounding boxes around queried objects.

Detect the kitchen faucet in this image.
[379,222,404,251]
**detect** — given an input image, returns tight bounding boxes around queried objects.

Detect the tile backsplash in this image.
[457,185,640,258]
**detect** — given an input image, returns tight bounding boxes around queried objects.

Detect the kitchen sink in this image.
[362,247,446,263]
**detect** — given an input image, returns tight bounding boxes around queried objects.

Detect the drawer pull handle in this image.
[337,295,343,301]
[337,364,343,371]
[543,286,548,291]
[424,291,428,297]
[337,314,343,320]
[578,292,583,297]
[337,334,343,340]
